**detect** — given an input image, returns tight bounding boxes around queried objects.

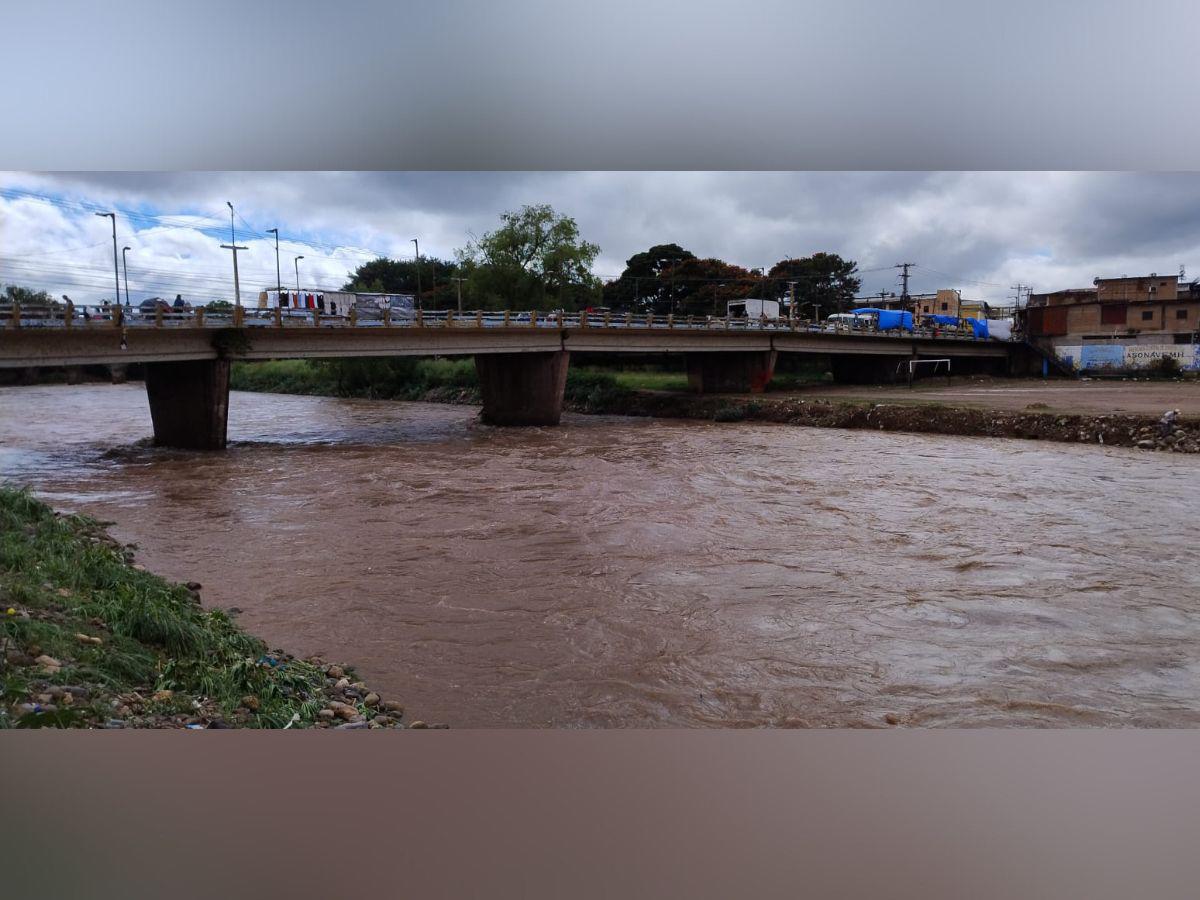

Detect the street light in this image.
[94,212,119,307]
[121,246,131,308]
[294,255,304,294]
[267,227,281,293]
[412,238,422,310]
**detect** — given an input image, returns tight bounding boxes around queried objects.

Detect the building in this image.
[915,289,961,317]
[1025,274,1200,372]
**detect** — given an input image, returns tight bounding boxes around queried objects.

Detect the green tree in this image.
[602,243,696,313]
[456,204,601,311]
[342,256,462,310]
[766,253,862,315]
[662,258,757,317]
[3,284,55,306]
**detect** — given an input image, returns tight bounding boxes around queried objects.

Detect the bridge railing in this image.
[0,302,1016,341]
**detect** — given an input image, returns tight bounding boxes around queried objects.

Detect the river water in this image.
[3,383,1199,727]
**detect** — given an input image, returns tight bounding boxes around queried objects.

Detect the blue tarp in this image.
[926,314,959,326]
[965,317,988,339]
[849,308,913,331]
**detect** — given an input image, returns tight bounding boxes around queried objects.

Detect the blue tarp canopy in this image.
[965,317,988,339]
[849,308,913,331]
[926,314,959,326]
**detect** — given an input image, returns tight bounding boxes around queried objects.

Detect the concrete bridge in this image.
[1,305,1021,450]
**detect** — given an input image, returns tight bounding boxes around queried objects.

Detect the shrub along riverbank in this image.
[0,487,422,728]
[229,358,826,411]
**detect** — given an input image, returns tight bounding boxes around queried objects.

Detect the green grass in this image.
[0,486,335,728]
[232,359,830,406]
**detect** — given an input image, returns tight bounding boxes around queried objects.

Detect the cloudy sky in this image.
[3,171,1200,306]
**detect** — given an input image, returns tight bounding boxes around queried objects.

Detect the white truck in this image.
[726,298,780,320]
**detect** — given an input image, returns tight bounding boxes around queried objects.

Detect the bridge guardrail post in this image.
[645,313,653,329]
[667,314,674,328]
[347,307,355,327]
[383,307,392,327]
[580,310,588,328]
[625,312,633,328]
[8,300,18,330]
[556,310,564,328]
[274,306,282,328]
[604,312,611,328]
[155,305,163,328]
[476,310,483,328]
[503,310,511,327]
[64,300,73,329]
[416,309,423,327]
[195,307,204,327]
[530,310,538,328]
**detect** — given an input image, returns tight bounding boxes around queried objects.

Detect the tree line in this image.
[343,203,862,316]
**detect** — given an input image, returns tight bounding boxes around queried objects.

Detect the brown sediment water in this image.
[3,383,1199,728]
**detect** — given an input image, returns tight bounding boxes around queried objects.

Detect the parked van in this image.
[824,312,874,331]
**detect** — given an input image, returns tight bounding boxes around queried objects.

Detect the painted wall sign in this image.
[1054,342,1199,371]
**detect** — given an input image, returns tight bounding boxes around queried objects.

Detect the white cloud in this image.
[4,171,1200,305]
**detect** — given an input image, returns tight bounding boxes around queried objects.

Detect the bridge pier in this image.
[144,359,231,450]
[686,351,776,393]
[474,351,570,426]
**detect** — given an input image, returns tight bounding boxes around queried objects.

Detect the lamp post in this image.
[294,255,304,293]
[121,246,131,308]
[412,238,422,310]
[267,227,281,293]
[94,212,119,307]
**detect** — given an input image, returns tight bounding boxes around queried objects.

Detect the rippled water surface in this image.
[3,383,1199,727]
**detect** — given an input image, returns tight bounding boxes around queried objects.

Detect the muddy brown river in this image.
[3,383,1198,727]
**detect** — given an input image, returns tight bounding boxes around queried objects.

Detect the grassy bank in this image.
[0,487,415,728]
[230,358,827,405]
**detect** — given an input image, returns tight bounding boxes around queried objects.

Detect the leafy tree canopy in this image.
[3,284,56,306]
[602,243,696,313]
[342,256,462,309]
[766,253,861,315]
[456,204,601,311]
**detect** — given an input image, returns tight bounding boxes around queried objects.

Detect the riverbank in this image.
[230,360,1200,453]
[584,390,1200,452]
[0,487,430,729]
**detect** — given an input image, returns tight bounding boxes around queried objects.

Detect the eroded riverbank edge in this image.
[576,389,1200,453]
[369,382,1200,454]
[0,487,437,729]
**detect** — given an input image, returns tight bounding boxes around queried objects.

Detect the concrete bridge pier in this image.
[144,359,231,450]
[474,351,570,426]
[686,351,777,393]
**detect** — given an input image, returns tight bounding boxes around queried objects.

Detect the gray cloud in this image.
[5,171,1200,304]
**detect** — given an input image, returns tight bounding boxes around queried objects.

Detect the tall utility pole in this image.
[412,238,422,310]
[451,276,465,313]
[95,212,119,306]
[787,280,797,316]
[121,246,131,307]
[223,202,248,307]
[267,228,281,292]
[896,262,914,313]
[294,256,304,293]
[1010,283,1028,310]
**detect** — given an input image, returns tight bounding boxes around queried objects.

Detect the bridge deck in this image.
[0,307,1011,368]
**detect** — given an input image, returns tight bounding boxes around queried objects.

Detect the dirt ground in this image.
[776,377,1200,417]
